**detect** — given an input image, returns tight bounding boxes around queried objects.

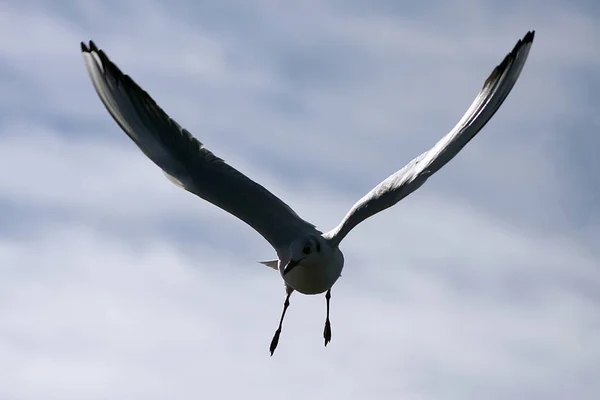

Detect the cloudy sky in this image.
[1,0,599,398]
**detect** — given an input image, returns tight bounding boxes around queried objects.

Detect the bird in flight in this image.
[81,30,534,355]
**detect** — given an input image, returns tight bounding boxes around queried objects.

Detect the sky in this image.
[0,0,599,399]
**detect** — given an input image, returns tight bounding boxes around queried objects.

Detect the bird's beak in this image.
[283,259,300,276]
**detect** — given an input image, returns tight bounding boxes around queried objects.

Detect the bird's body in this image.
[278,234,344,295]
[80,30,535,355]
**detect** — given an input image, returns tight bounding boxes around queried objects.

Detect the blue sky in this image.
[0,0,599,398]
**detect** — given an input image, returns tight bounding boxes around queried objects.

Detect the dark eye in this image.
[302,245,311,255]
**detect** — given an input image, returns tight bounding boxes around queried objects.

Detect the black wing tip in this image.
[508,30,535,61]
[483,30,535,88]
[80,40,99,53]
[509,30,535,60]
[523,30,535,44]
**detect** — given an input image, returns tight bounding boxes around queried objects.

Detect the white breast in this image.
[281,250,344,295]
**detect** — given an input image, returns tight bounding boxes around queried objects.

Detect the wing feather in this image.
[81,41,317,251]
[325,31,535,245]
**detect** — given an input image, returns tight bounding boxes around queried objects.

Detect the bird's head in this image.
[282,234,330,276]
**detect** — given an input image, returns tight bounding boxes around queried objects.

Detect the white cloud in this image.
[0,0,599,398]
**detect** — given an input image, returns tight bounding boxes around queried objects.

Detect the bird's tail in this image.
[258,260,278,270]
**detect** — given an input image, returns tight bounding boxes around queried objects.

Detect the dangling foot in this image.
[269,328,282,356]
[269,286,293,356]
[323,319,331,346]
[323,289,332,346]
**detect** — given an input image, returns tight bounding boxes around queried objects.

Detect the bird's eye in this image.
[302,245,311,255]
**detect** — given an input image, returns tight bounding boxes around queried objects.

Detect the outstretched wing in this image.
[81,41,317,251]
[325,31,535,246]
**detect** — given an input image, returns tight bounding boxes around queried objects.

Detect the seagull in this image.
[81,30,534,355]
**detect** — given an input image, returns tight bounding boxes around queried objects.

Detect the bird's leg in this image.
[323,289,332,346]
[269,285,293,356]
